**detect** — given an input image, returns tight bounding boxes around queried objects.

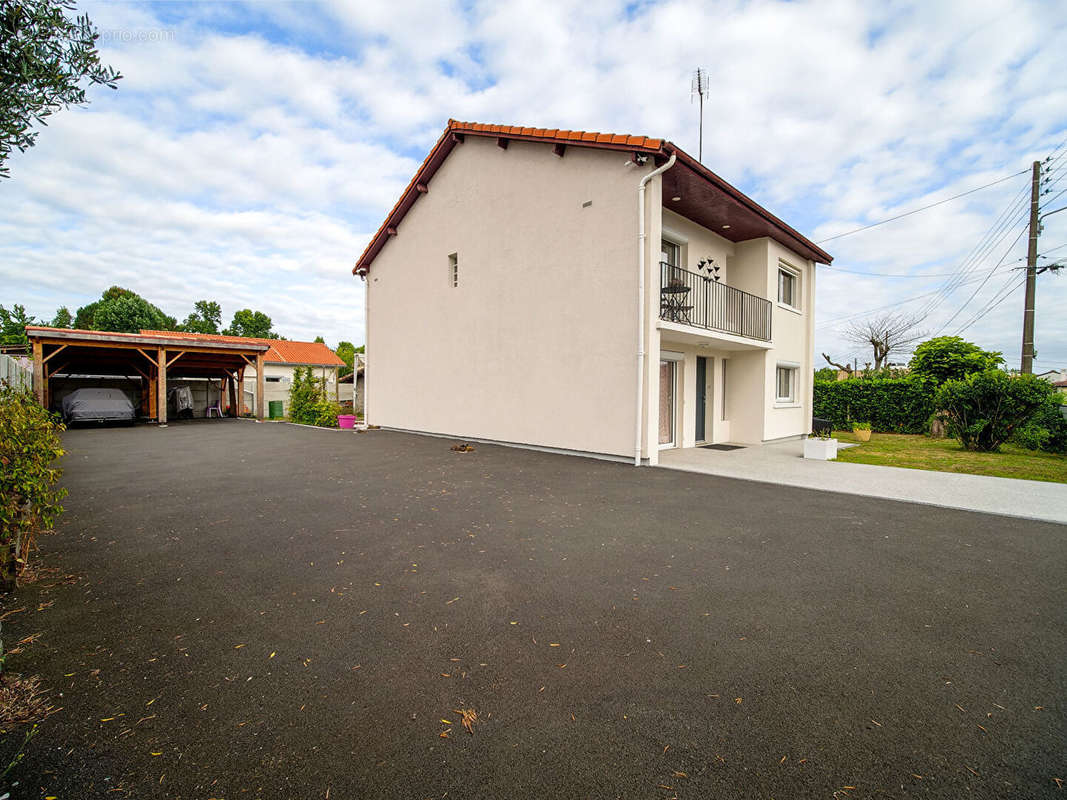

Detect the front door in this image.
[695,356,707,441]
[658,360,676,447]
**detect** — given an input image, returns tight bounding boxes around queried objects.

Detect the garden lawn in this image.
[834,431,1067,483]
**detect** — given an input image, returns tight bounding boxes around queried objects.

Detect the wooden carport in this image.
[26,327,270,424]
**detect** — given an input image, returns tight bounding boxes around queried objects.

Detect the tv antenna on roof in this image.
[691,68,710,163]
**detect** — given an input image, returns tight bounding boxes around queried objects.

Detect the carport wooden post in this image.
[157,347,167,426]
[31,340,45,405]
[227,373,237,417]
[256,353,265,420]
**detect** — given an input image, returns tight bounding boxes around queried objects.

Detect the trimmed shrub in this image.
[813,377,936,433]
[1012,396,1067,454]
[909,336,1003,384]
[935,370,1054,452]
[0,386,67,590]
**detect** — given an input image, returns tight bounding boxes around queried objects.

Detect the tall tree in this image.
[223,309,278,339]
[74,286,176,333]
[314,335,325,344]
[179,300,222,334]
[844,312,925,371]
[49,305,73,328]
[0,0,121,178]
[335,340,355,377]
[0,303,35,346]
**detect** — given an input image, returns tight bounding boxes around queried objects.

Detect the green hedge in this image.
[813,377,936,433]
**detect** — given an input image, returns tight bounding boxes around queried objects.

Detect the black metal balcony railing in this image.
[659,262,772,341]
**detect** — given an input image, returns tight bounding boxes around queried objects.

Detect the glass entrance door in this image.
[658,360,676,447]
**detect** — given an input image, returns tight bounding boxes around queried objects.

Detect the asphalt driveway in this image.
[3,421,1065,798]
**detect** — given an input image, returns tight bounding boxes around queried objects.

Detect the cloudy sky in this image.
[3,0,1066,369]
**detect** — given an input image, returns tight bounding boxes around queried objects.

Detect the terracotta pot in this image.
[854,428,871,442]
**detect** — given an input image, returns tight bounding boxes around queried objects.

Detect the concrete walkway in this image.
[658,439,1067,524]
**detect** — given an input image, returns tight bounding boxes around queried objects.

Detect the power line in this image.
[821,258,1025,278]
[954,274,1026,335]
[815,270,1003,330]
[913,194,1030,320]
[935,224,1028,333]
[814,170,1027,244]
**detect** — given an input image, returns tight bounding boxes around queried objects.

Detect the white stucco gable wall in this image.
[366,135,644,457]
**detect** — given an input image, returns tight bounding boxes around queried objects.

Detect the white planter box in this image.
[804,438,838,460]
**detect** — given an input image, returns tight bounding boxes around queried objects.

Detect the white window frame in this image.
[775,361,800,406]
[448,252,458,288]
[777,262,801,312]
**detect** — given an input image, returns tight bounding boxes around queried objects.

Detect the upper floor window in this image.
[448,253,458,288]
[778,263,800,310]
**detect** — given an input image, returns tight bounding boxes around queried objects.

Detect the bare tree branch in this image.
[843,312,926,370]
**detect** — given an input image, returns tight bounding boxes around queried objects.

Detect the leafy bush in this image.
[1012,396,1067,454]
[287,367,320,425]
[851,421,871,431]
[0,386,66,590]
[288,367,341,427]
[935,370,1054,452]
[813,376,936,433]
[313,400,342,428]
[909,336,1003,384]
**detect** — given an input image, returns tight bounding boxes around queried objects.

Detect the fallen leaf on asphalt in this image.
[455,708,477,734]
[871,719,882,727]
[911,774,922,779]
[439,729,451,738]
[1052,777,1063,789]
[549,643,560,647]
[446,597,460,605]
[441,719,452,725]
[269,652,276,659]
[966,766,980,777]
[735,697,742,704]
[234,644,245,649]
[673,771,688,778]
[955,704,966,712]
[779,756,787,764]
[663,745,670,754]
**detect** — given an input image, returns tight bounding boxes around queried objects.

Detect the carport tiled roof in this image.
[141,331,345,367]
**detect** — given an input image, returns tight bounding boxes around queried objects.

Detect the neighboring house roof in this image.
[1052,379,1067,387]
[140,330,345,366]
[352,119,833,275]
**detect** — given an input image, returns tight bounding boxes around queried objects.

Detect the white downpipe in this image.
[634,153,676,466]
[356,268,369,424]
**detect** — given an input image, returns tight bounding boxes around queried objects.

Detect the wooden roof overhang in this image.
[351,119,831,275]
[26,327,269,378]
[660,148,832,264]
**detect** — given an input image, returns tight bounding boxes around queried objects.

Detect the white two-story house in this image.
[353,120,832,465]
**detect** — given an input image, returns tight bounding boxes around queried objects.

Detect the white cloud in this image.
[1,0,1065,365]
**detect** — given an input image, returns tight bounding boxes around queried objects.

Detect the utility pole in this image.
[1021,160,1041,374]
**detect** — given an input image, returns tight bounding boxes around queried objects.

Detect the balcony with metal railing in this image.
[659,262,772,342]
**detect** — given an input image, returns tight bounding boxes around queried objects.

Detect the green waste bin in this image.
[268,400,284,419]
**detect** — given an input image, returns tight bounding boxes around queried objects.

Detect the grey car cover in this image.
[62,387,136,422]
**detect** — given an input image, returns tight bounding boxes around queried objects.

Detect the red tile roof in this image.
[141,330,345,366]
[351,119,831,275]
